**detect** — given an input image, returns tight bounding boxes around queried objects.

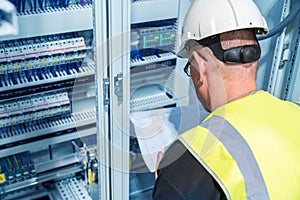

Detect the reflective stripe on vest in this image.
[179,115,270,200]
[202,115,270,199]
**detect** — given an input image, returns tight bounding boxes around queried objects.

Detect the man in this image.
[152,0,300,199]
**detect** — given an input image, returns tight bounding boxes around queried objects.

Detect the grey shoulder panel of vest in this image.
[201,115,270,200]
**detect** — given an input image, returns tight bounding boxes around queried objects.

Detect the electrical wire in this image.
[1,158,10,172]
[5,157,12,170]
[26,151,33,164]
[66,0,70,7]
[11,156,19,172]
[38,0,44,11]
[31,0,37,12]
[16,0,21,13]
[80,0,85,7]
[71,140,81,150]
[21,0,26,13]
[18,153,25,167]
[259,0,300,40]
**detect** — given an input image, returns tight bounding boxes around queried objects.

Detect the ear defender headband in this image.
[197,34,261,64]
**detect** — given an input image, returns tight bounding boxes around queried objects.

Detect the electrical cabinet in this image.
[0,0,299,199]
[0,1,100,199]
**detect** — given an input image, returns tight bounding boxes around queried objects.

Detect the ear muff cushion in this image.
[223,45,261,64]
[240,45,261,63]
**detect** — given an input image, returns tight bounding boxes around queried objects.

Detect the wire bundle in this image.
[8,0,93,13]
[0,152,36,186]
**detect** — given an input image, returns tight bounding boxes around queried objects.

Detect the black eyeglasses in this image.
[184,61,191,77]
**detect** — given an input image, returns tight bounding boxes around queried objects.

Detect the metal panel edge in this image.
[94,0,110,199]
[0,6,93,41]
[131,0,179,24]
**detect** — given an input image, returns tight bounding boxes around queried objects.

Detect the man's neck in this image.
[209,82,257,111]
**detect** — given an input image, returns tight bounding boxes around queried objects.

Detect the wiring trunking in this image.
[0,0,98,199]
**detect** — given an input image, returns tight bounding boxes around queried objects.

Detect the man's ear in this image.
[192,51,207,85]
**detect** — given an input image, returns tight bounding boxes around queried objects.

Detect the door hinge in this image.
[103,78,110,106]
[114,73,123,105]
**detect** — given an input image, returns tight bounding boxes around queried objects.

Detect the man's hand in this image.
[155,151,164,179]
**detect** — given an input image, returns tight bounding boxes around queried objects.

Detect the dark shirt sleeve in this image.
[152,141,226,200]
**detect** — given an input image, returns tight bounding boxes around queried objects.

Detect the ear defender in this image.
[223,45,261,64]
[197,35,261,64]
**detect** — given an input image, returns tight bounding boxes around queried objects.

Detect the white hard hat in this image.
[177,0,269,58]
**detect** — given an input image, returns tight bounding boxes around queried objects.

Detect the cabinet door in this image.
[110,0,131,198]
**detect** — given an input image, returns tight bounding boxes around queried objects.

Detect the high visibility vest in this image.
[178,91,300,200]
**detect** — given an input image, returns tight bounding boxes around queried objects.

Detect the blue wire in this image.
[80,0,85,7]
[0,74,3,87]
[53,0,57,8]
[18,154,25,167]
[17,72,21,82]
[1,158,10,172]
[43,67,47,76]
[25,70,30,81]
[32,0,37,12]
[37,68,42,79]
[66,63,70,74]
[258,0,300,40]
[50,66,55,76]
[66,0,70,7]
[21,0,26,13]
[75,62,79,72]
[10,156,18,172]
[15,124,20,133]
[59,0,63,8]
[38,0,44,11]
[28,0,33,12]
[16,0,21,12]
[49,0,54,8]
[10,73,16,84]
[26,151,33,164]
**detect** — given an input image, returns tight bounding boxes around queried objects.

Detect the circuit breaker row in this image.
[0,62,94,90]
[0,37,86,63]
[0,91,70,128]
[8,0,92,14]
[0,109,96,141]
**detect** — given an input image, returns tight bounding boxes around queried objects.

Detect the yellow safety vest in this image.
[178,90,300,200]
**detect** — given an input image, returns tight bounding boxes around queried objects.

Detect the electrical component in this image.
[0,90,71,132]
[0,151,36,188]
[131,19,177,60]
[0,1,96,199]
[75,144,98,185]
[0,36,86,63]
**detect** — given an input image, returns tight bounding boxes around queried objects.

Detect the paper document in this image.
[130,104,208,172]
